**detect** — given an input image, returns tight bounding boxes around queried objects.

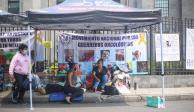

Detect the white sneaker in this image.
[81,88,86,93]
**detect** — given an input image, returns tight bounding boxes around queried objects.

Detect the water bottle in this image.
[134,82,138,90]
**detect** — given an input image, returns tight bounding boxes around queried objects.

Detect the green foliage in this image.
[4,51,16,60]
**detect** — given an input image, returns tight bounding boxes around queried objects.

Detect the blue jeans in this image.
[93,75,108,90]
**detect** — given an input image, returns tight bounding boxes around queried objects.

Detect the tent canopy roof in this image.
[0,10,15,25]
[26,0,161,30]
[0,10,12,15]
[0,10,25,26]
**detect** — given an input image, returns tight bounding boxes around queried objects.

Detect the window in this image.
[113,0,121,3]
[57,0,65,4]
[154,0,169,17]
[8,0,20,14]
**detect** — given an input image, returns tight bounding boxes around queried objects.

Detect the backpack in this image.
[103,85,119,95]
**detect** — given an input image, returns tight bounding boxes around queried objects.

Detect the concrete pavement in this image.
[1,101,194,112]
[1,87,194,104]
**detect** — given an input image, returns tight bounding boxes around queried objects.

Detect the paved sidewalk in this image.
[129,87,194,96]
[1,87,194,104]
[85,87,194,103]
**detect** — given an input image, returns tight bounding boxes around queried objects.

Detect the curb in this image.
[2,93,194,104]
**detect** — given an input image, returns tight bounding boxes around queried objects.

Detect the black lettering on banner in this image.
[78,42,104,47]
[78,43,82,47]
[122,36,131,40]
[101,36,121,41]
[72,36,101,41]
[131,35,138,39]
[104,42,127,47]
[127,42,133,46]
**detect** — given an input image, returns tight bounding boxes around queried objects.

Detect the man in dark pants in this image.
[9,44,30,104]
[12,73,27,103]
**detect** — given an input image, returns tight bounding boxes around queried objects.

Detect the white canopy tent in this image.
[26,0,161,30]
[24,0,165,110]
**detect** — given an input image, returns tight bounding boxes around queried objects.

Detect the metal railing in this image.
[1,17,194,75]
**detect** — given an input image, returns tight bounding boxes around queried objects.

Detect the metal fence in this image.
[147,17,194,75]
[129,17,194,75]
[1,17,194,75]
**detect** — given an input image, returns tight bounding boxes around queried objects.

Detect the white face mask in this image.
[22,50,28,55]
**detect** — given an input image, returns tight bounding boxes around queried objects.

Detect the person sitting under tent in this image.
[63,63,85,104]
[12,61,85,103]
[31,76,65,96]
[92,58,111,92]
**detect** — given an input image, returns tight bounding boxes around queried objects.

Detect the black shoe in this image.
[18,99,28,105]
[11,97,18,104]
[11,93,18,104]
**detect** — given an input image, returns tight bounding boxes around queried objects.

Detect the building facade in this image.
[120,0,194,19]
[0,0,57,14]
[0,0,194,18]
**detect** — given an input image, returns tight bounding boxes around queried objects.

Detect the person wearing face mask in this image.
[9,44,30,104]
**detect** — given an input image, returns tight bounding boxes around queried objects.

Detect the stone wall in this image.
[130,75,194,88]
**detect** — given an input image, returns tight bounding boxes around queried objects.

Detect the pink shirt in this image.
[9,52,30,76]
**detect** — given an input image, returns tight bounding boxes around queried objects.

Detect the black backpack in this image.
[103,85,119,95]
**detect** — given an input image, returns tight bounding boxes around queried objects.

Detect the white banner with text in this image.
[155,33,180,62]
[0,30,34,49]
[57,32,148,75]
[186,29,194,69]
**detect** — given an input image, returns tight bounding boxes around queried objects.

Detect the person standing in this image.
[9,44,30,104]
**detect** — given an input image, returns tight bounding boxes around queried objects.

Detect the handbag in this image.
[85,74,95,89]
[103,85,119,95]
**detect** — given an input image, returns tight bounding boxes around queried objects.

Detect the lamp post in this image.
[48,0,50,7]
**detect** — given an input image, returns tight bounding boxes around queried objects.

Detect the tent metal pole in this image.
[34,30,37,73]
[160,22,165,108]
[28,25,34,111]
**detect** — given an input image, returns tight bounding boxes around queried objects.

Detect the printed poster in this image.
[155,34,180,62]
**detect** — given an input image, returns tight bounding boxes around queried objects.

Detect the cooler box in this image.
[49,92,84,103]
[146,96,164,108]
